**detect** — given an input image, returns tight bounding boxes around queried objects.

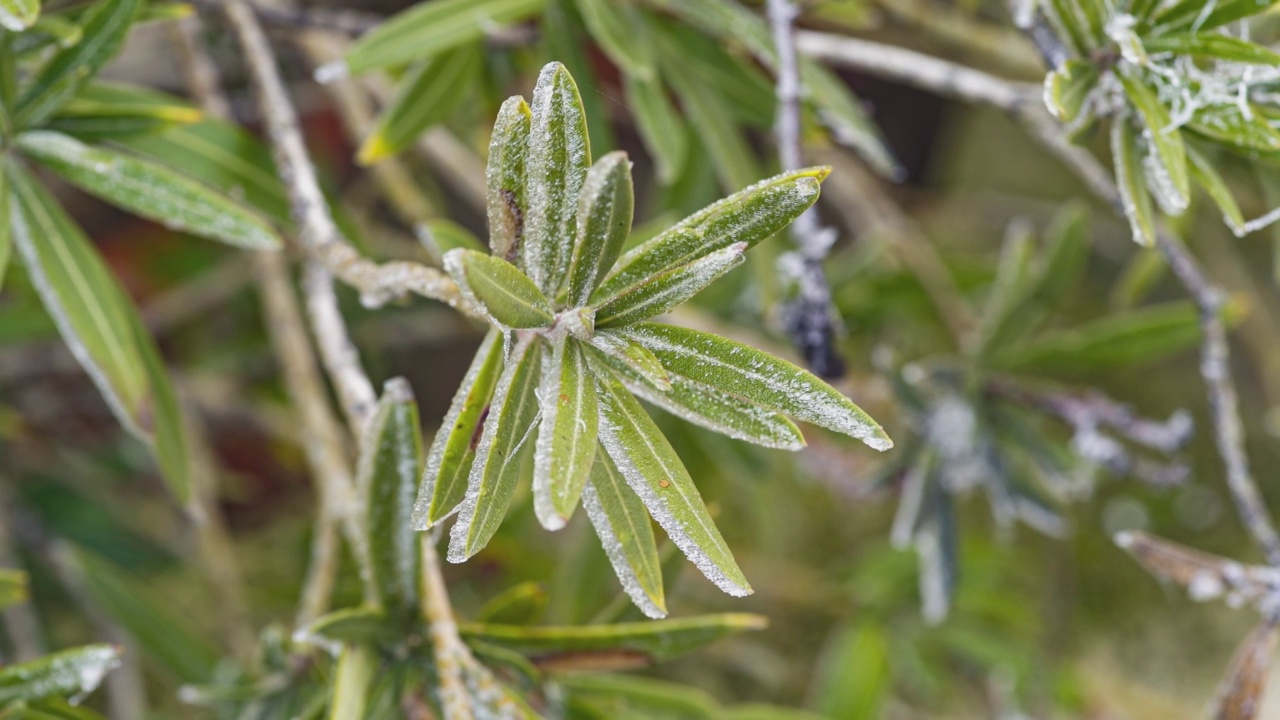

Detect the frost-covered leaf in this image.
[1189,144,1247,235]
[1043,59,1098,123]
[594,368,751,597]
[413,330,505,529]
[485,96,532,263]
[621,323,891,450]
[590,344,805,451]
[17,131,282,250]
[0,0,39,32]
[595,242,746,328]
[458,613,765,668]
[1117,72,1189,212]
[357,378,423,618]
[6,158,190,500]
[1152,0,1280,35]
[563,151,634,307]
[1210,622,1278,720]
[16,0,141,127]
[447,336,543,563]
[0,569,27,611]
[444,248,554,330]
[329,646,376,720]
[588,329,670,391]
[532,341,598,530]
[1144,34,1280,65]
[1112,120,1158,246]
[358,44,481,164]
[524,61,591,295]
[299,606,396,647]
[336,0,545,75]
[583,451,666,619]
[624,74,686,185]
[0,645,120,707]
[594,167,826,303]
[1188,104,1280,154]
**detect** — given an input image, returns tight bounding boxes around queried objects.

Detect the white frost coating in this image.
[581,483,667,618]
[412,330,500,530]
[313,60,349,84]
[916,522,950,626]
[442,249,508,331]
[596,408,751,597]
[1111,119,1153,246]
[1105,13,1147,67]
[447,338,530,563]
[601,243,746,324]
[531,342,565,531]
[589,331,670,390]
[1189,570,1226,602]
[1142,133,1189,215]
[890,457,929,550]
[617,372,805,450]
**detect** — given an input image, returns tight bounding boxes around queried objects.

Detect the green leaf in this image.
[563,151,634,307]
[0,0,39,32]
[7,698,110,720]
[46,81,201,141]
[0,569,27,611]
[593,368,751,597]
[328,646,376,720]
[1112,120,1158,246]
[356,378,424,618]
[596,242,745,328]
[16,0,142,127]
[0,645,119,707]
[459,613,765,667]
[444,248,555,329]
[587,329,671,391]
[337,0,546,75]
[582,451,666,619]
[524,61,592,295]
[128,300,191,502]
[0,165,10,293]
[447,336,543,562]
[413,330,506,529]
[113,119,291,225]
[485,95,532,263]
[1044,59,1098,123]
[623,74,687,185]
[575,0,654,78]
[1144,34,1280,64]
[300,606,397,647]
[475,582,548,624]
[664,66,760,193]
[417,218,486,259]
[357,44,481,164]
[17,131,281,250]
[802,62,900,178]
[1187,104,1280,154]
[1117,72,1189,212]
[594,167,826,303]
[620,323,891,450]
[810,622,889,720]
[1188,144,1246,236]
[532,340,598,530]
[1152,0,1280,34]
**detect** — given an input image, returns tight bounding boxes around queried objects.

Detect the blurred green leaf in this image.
[533,341,598,530]
[576,0,653,79]
[17,0,141,127]
[624,74,687,185]
[417,218,486,258]
[0,569,27,611]
[476,582,549,625]
[1188,144,1246,235]
[1152,0,1280,34]
[1117,71,1189,209]
[413,330,505,529]
[358,44,481,164]
[1188,104,1280,153]
[46,81,201,141]
[7,698,110,720]
[0,645,119,708]
[0,0,38,32]
[524,61,592,295]
[445,249,555,329]
[447,336,543,562]
[1112,120,1158,246]
[18,130,282,250]
[665,68,761,192]
[1044,60,1098,124]
[302,606,397,647]
[564,151,634,307]
[1144,34,1280,64]
[340,0,545,74]
[328,646,376,720]
[581,450,666,619]
[810,621,889,720]
[0,164,10,292]
[357,378,424,618]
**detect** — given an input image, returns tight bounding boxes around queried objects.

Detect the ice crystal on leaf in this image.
[414,61,891,616]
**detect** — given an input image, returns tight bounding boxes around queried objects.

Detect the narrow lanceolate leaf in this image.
[486,96,532,263]
[0,166,10,293]
[1117,72,1189,213]
[0,0,38,32]
[128,302,191,502]
[564,151,634,306]
[46,81,202,143]
[1152,0,1280,35]
[357,378,424,617]
[358,44,481,164]
[335,0,546,75]
[595,243,746,327]
[17,131,281,250]
[592,345,805,451]
[0,645,120,706]
[0,570,27,612]
[1144,34,1280,65]
[447,337,543,563]
[524,62,591,295]
[594,168,826,303]
[583,452,666,618]
[443,249,554,330]
[1043,59,1098,123]
[624,74,686,185]
[7,161,149,441]
[458,614,765,666]
[588,330,670,391]
[621,323,891,450]
[532,341,598,530]
[576,0,653,78]
[1210,622,1279,720]
[413,330,504,529]
[300,606,396,646]
[329,646,376,720]
[1189,145,1247,236]
[16,0,142,127]
[594,370,751,597]
[1113,120,1158,247]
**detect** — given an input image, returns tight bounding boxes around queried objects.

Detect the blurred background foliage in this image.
[4,0,1280,718]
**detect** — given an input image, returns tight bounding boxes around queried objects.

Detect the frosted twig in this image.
[768,0,845,378]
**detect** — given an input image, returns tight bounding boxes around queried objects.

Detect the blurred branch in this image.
[768,0,845,378]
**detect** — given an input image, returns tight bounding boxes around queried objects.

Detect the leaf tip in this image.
[357,132,394,166]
